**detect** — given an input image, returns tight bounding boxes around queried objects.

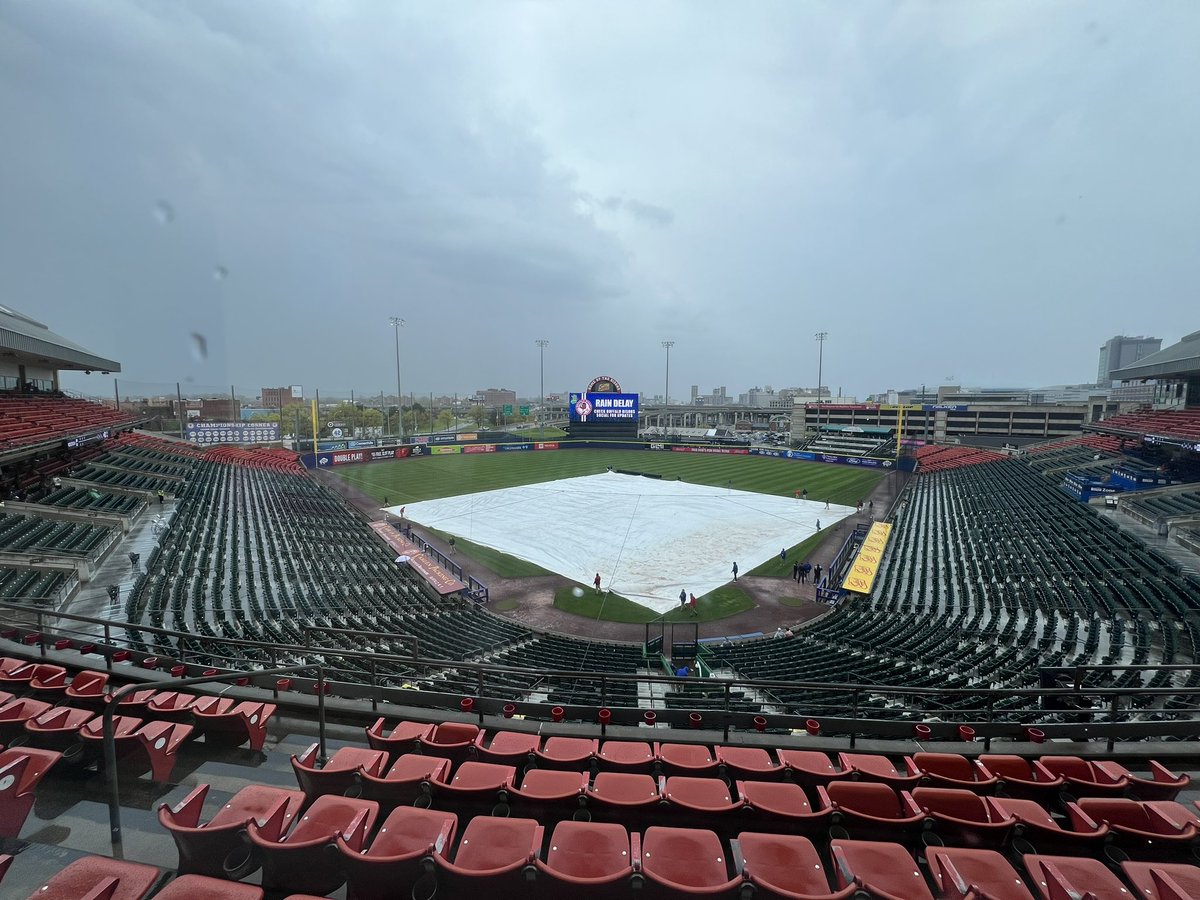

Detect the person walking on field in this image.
[689,593,698,616]
[679,588,687,609]
[594,573,602,593]
[814,564,823,584]
[731,561,739,581]
[792,561,801,582]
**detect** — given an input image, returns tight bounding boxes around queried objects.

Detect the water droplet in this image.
[189,332,208,362]
[153,200,175,224]
[213,266,228,281]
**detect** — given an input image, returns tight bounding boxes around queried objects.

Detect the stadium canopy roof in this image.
[1111,329,1200,381]
[0,303,121,372]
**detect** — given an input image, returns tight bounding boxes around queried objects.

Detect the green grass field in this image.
[339,447,882,508]
[340,447,883,623]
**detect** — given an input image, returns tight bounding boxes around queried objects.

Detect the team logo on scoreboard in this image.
[587,375,622,393]
[574,395,594,422]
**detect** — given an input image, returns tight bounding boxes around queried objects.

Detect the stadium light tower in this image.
[536,339,549,442]
[814,331,828,432]
[389,317,405,442]
[662,340,675,421]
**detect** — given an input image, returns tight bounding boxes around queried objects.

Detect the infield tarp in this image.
[387,472,855,614]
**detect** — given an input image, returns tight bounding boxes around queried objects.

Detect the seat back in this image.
[641,826,733,890]
[366,806,457,858]
[1038,756,1093,780]
[913,787,990,823]
[989,797,1055,830]
[828,781,903,819]
[1078,799,1156,832]
[429,722,480,746]
[453,816,541,873]
[977,754,1034,781]
[543,820,631,880]
[737,832,830,896]
[914,752,976,782]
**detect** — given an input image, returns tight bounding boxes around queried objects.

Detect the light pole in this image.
[389,317,405,442]
[535,339,549,442]
[661,340,674,431]
[814,332,828,433]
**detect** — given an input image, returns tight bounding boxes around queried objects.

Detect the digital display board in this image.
[569,392,639,422]
[186,422,280,445]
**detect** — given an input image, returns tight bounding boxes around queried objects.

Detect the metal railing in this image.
[6,599,1200,751]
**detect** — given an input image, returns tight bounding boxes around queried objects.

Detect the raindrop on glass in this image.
[189,332,208,362]
[153,200,175,224]
[212,266,228,281]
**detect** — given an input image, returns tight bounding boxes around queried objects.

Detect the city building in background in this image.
[1098,335,1161,386]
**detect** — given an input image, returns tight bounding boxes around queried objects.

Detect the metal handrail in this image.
[104,663,326,848]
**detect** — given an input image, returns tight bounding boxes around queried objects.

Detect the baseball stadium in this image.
[2,308,1200,897]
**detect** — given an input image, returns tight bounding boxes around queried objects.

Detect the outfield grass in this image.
[339,447,883,508]
[552,583,757,624]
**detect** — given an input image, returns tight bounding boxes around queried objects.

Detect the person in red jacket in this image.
[593,573,602,593]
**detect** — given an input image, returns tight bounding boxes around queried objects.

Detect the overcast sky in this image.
[3,1,1198,402]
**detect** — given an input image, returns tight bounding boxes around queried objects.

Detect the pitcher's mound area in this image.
[388,472,854,613]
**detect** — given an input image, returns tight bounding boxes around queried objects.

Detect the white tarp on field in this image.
[387,473,855,613]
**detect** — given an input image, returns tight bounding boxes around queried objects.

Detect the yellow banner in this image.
[841,521,893,595]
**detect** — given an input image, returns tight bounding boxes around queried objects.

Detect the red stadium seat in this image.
[0,657,36,687]
[474,729,540,765]
[535,735,599,770]
[1120,860,1200,900]
[776,749,848,788]
[1107,760,1190,801]
[986,797,1108,853]
[715,746,785,781]
[912,786,1015,848]
[79,716,193,783]
[146,691,197,719]
[357,753,451,808]
[365,718,434,757]
[535,820,636,893]
[599,739,655,773]
[586,772,661,820]
[638,826,742,896]
[1072,798,1198,854]
[247,794,379,896]
[418,721,481,766]
[433,815,543,897]
[291,742,387,800]
[1037,756,1129,796]
[436,761,517,812]
[738,779,831,830]
[828,839,934,900]
[27,664,68,694]
[23,855,162,899]
[338,805,458,900]
[159,783,305,878]
[821,781,924,840]
[925,846,1034,900]
[116,689,160,717]
[1145,800,1200,831]
[913,752,998,791]
[510,768,590,820]
[654,742,718,776]
[1022,854,1132,900]
[0,746,62,839]
[192,697,275,751]
[660,775,741,816]
[64,670,110,705]
[977,755,1065,800]
[734,831,855,900]
[153,875,264,899]
[24,704,95,752]
[838,752,922,789]
[0,697,53,742]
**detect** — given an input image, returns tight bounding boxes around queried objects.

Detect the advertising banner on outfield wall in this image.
[671,446,750,455]
[535,442,559,450]
[431,446,462,455]
[499,443,532,452]
[463,444,496,454]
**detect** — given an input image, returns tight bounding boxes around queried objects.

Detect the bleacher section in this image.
[201,445,304,473]
[1093,407,1200,442]
[911,444,1006,472]
[0,393,136,448]
[107,441,646,705]
[1126,489,1200,521]
[0,513,113,557]
[0,567,70,602]
[800,430,893,457]
[716,454,1200,722]
[1023,434,1128,456]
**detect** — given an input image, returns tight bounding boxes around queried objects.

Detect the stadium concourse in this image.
[4,390,1200,894]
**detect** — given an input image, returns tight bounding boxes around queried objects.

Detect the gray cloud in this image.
[2,1,1198,403]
